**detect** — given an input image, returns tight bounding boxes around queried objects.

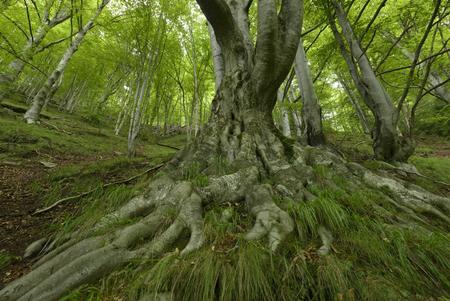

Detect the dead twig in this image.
[32,163,165,215]
[40,120,73,135]
[156,142,181,151]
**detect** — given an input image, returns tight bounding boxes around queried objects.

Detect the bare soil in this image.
[0,153,121,288]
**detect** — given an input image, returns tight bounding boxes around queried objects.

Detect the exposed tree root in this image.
[1,124,449,301]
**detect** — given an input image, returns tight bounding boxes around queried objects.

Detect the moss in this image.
[410,156,450,184]
[273,129,296,159]
[0,111,182,161]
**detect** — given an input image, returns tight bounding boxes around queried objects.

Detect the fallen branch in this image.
[40,121,73,135]
[156,142,181,151]
[32,163,165,215]
[389,167,450,189]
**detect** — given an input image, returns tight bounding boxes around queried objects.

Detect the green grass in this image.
[0,250,19,270]
[2,101,449,300]
[61,179,450,301]
[56,158,449,301]
[411,156,450,184]
[0,106,183,162]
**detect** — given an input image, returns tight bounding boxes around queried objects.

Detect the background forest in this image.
[0,0,449,300]
[1,0,448,143]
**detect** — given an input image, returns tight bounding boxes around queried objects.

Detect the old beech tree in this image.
[1,0,449,300]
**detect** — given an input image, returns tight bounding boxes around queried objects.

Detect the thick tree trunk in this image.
[23,0,109,123]
[329,0,414,162]
[294,37,325,146]
[207,22,224,91]
[2,1,450,300]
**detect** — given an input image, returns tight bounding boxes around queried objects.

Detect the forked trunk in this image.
[2,1,450,300]
[328,0,414,162]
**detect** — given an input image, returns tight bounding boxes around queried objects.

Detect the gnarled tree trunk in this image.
[2,1,449,301]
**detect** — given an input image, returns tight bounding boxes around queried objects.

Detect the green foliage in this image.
[415,105,450,137]
[182,161,209,187]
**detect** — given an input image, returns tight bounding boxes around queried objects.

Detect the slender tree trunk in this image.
[288,88,304,139]
[328,0,413,162]
[188,21,201,138]
[115,90,131,136]
[337,74,371,134]
[0,0,70,100]
[293,37,325,145]
[278,89,291,137]
[23,0,110,123]
[128,72,147,157]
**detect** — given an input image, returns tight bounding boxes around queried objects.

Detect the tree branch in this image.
[194,0,238,49]
[377,47,450,76]
[35,32,77,53]
[396,0,442,115]
[359,0,388,42]
[29,0,41,20]
[23,0,34,43]
[1,12,29,40]
[375,27,412,73]
[275,0,302,81]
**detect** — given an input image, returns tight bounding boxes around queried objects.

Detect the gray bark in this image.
[0,0,70,87]
[207,22,224,91]
[288,88,303,139]
[293,37,325,145]
[24,0,110,123]
[329,0,413,162]
[278,89,291,137]
[337,74,371,134]
[0,1,303,299]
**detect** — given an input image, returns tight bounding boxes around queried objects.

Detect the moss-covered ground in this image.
[1,103,449,300]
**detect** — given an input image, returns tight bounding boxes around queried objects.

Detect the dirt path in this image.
[0,154,128,288]
[0,161,56,286]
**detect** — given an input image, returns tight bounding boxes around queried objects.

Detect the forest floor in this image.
[0,101,449,297]
[0,102,186,288]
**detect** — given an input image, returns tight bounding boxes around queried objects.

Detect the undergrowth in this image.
[59,166,450,301]
[2,102,449,300]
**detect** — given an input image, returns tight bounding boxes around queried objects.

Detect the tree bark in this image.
[337,74,371,134]
[3,1,450,300]
[207,22,224,91]
[288,88,303,139]
[23,0,110,123]
[278,89,292,137]
[0,0,70,103]
[293,37,325,145]
[328,0,414,162]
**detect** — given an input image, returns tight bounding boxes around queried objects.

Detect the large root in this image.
[1,124,449,301]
